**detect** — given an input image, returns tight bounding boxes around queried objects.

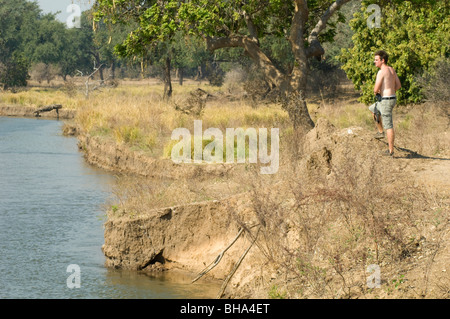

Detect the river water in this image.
[0,117,219,299]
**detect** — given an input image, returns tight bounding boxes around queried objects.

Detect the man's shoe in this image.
[374,131,385,139]
[382,150,394,157]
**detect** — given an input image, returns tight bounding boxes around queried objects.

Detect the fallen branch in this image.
[34,104,62,117]
[216,226,261,299]
[191,227,244,283]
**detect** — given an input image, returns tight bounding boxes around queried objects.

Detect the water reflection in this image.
[104,269,221,299]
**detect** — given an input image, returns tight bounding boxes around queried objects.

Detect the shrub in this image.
[339,0,449,105]
[416,57,450,103]
[30,63,60,84]
[0,58,29,89]
[223,67,247,94]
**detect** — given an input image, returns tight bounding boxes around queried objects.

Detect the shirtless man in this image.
[369,50,401,156]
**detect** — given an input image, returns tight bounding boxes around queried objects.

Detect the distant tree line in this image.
[0,0,241,90]
[339,0,449,105]
[2,0,447,110]
[1,0,90,88]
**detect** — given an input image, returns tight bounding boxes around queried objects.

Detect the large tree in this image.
[93,0,353,129]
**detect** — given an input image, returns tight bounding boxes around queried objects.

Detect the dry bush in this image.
[242,66,278,107]
[62,79,78,97]
[30,63,61,84]
[416,57,450,104]
[395,102,450,157]
[223,68,247,95]
[174,88,211,117]
[244,147,436,298]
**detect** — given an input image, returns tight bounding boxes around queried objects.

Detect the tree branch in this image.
[306,0,353,58]
[290,0,309,60]
[206,35,284,88]
[205,36,246,51]
[243,11,259,43]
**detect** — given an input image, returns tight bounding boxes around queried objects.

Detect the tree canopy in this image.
[94,0,354,129]
[0,0,41,87]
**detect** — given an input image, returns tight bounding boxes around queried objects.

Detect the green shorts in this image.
[369,97,396,130]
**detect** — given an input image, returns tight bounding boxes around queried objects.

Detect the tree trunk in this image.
[178,68,184,86]
[206,34,315,131]
[111,61,116,80]
[195,65,203,81]
[163,56,172,100]
[281,59,315,131]
[93,54,104,83]
[281,87,315,131]
[99,67,104,82]
[140,59,145,79]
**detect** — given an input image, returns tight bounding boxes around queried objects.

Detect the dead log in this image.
[34,104,62,117]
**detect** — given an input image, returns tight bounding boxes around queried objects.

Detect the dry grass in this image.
[1,78,291,157]
[244,129,449,299]
[394,102,450,157]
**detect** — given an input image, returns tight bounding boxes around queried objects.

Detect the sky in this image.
[34,0,93,23]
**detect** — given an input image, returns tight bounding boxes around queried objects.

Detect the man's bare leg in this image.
[386,128,394,154]
[372,112,385,141]
[376,118,383,133]
[372,112,384,132]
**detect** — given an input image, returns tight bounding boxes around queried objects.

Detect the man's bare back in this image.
[374,58,401,96]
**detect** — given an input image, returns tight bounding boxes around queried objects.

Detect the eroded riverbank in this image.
[76,116,450,299]
[0,104,76,119]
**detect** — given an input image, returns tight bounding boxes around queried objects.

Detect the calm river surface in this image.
[0,117,219,299]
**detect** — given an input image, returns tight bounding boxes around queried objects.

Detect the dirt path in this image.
[401,157,450,190]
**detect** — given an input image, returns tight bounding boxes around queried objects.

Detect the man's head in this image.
[374,50,389,68]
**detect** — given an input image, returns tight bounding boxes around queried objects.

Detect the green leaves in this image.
[340,0,449,105]
[0,0,42,87]
[94,0,349,60]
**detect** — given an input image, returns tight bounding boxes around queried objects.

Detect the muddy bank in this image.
[77,130,280,297]
[77,133,245,180]
[102,196,270,297]
[0,104,76,119]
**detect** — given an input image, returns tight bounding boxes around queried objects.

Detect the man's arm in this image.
[374,70,383,94]
[394,70,401,91]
